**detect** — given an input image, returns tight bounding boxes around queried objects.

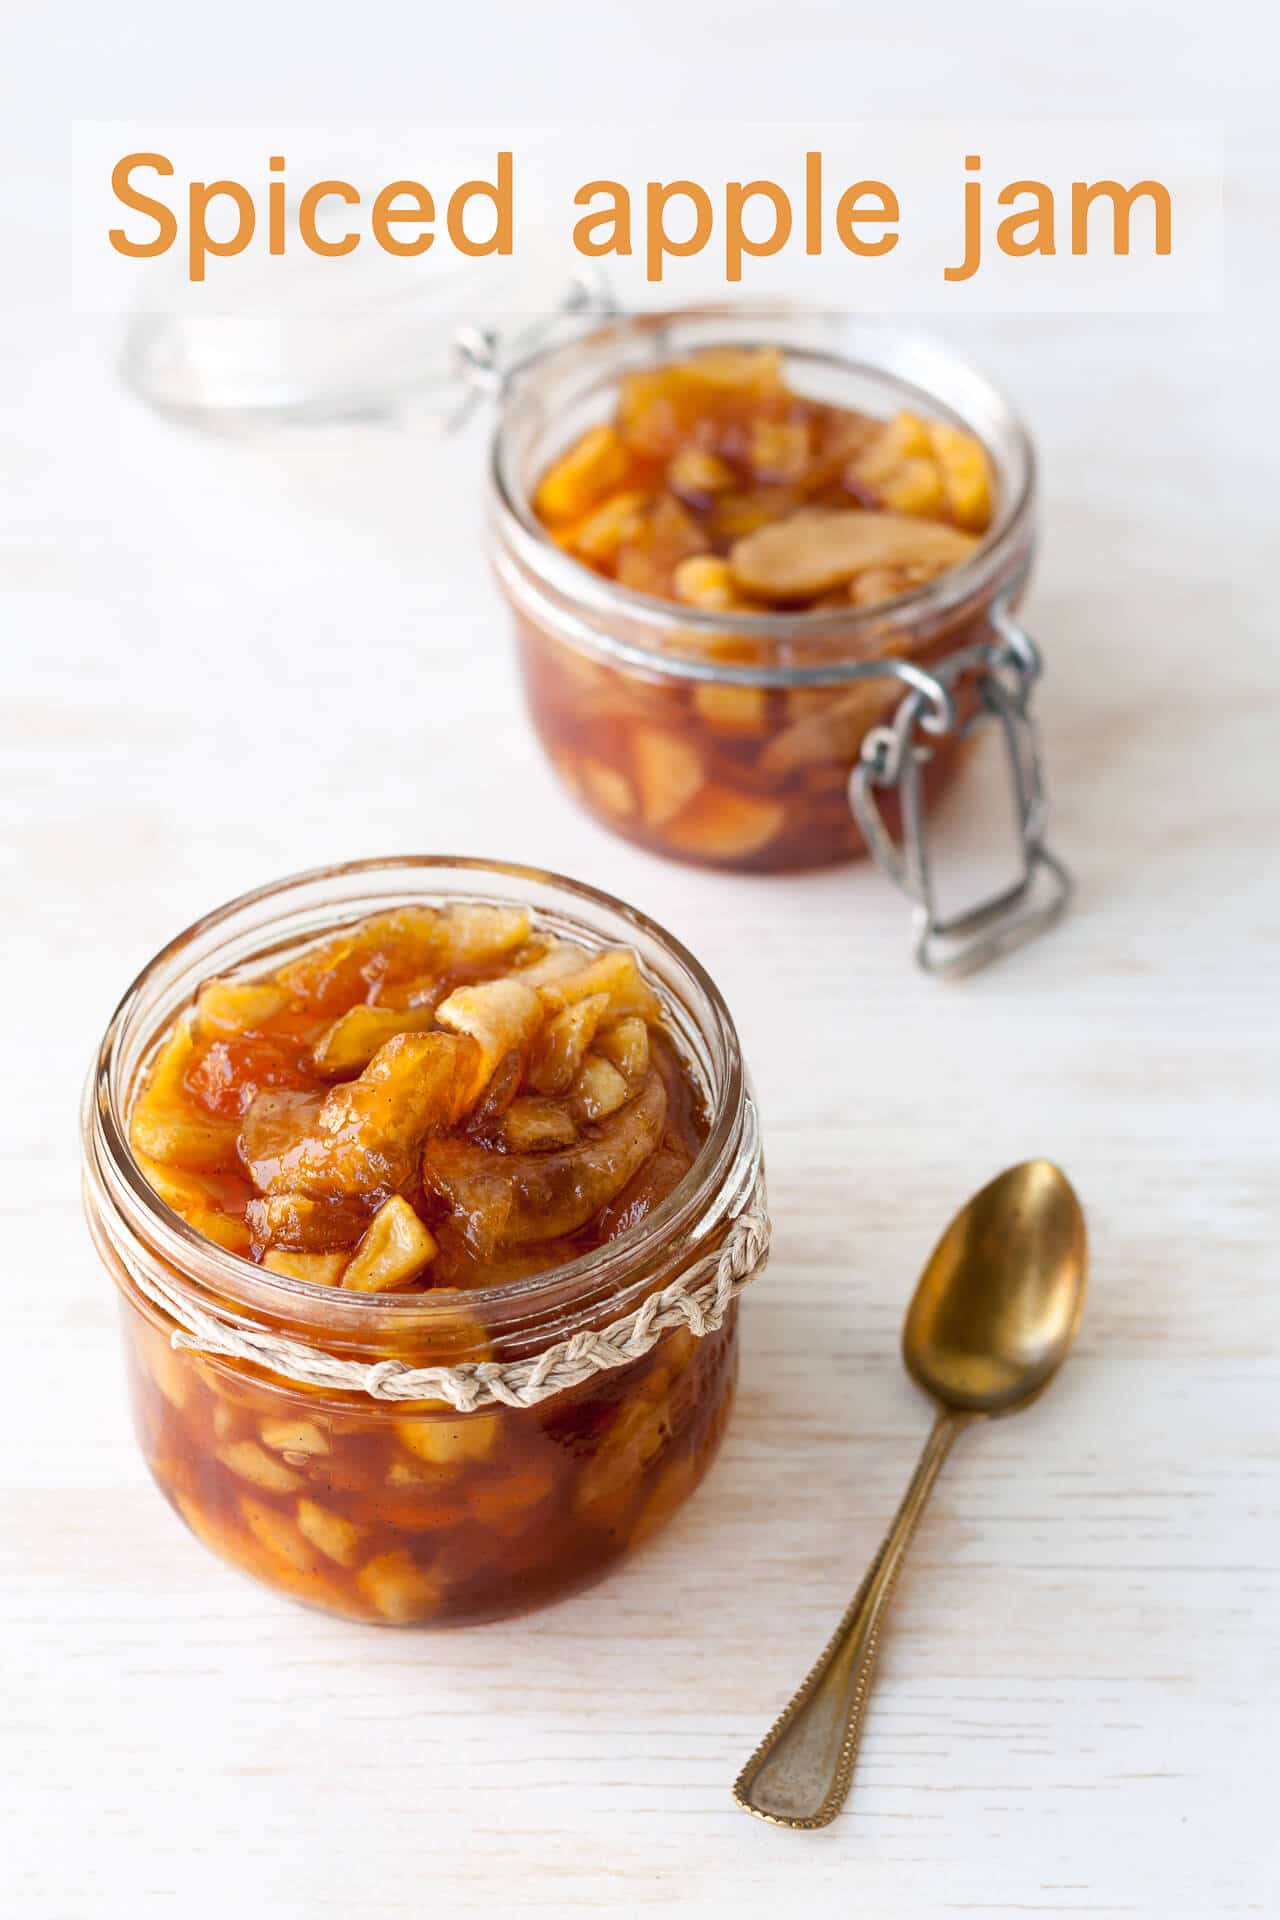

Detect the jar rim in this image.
[83,855,756,1346]
[488,304,1038,687]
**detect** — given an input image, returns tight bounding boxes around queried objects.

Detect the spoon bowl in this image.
[904,1159,1087,1415]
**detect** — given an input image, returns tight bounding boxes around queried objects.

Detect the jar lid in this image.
[118,248,609,438]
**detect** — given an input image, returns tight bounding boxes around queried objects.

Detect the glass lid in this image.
[118,241,601,438]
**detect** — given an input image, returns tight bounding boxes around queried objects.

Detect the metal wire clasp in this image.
[451,273,620,421]
[850,606,1072,976]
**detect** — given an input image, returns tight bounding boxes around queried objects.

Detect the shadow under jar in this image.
[489,308,1037,872]
[82,858,764,1627]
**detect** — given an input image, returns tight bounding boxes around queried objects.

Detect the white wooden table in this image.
[4,15,1277,1913]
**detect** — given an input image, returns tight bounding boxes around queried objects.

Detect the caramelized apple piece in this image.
[572,1054,629,1122]
[423,1071,666,1251]
[435,977,543,1083]
[534,424,629,523]
[356,1550,443,1623]
[536,948,663,1024]
[246,1190,370,1253]
[277,904,530,1010]
[240,1031,481,1200]
[595,1016,650,1081]
[667,449,735,504]
[195,978,291,1037]
[184,1036,309,1118]
[397,1410,501,1465]
[311,1004,439,1076]
[464,1049,523,1136]
[342,1195,438,1293]
[689,346,784,392]
[620,350,784,457]
[730,508,978,601]
[848,564,923,607]
[467,1457,556,1535]
[749,418,811,482]
[615,494,709,597]
[503,1098,578,1151]
[135,1021,195,1102]
[130,1023,242,1170]
[260,1417,330,1456]
[879,456,947,517]
[630,1452,699,1547]
[848,412,992,530]
[216,1439,303,1494]
[509,938,592,987]
[760,676,901,778]
[136,1318,197,1410]
[574,1392,671,1518]
[631,726,704,828]
[596,1145,690,1239]
[193,1210,252,1254]
[435,903,532,966]
[561,489,649,563]
[528,992,611,1095]
[295,1498,366,1567]
[262,1250,349,1285]
[691,684,769,737]
[711,487,799,542]
[135,1152,241,1219]
[238,1497,317,1575]
[275,907,441,1008]
[671,555,742,611]
[666,784,785,859]
[855,409,931,481]
[928,420,992,530]
[579,758,636,818]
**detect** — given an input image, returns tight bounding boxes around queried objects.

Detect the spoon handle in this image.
[734,1409,971,1829]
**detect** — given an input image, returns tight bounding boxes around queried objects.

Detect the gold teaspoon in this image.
[734,1159,1088,1830]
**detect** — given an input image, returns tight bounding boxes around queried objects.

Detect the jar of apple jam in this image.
[82,857,766,1626]
[484,307,1068,971]
[123,296,1068,973]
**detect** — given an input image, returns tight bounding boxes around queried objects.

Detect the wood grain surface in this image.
[3,18,1277,1913]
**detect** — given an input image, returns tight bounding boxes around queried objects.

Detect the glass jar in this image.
[82,856,764,1627]
[122,293,1068,972]
[487,308,1039,877]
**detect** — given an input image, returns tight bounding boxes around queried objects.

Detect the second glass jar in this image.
[488,308,1037,872]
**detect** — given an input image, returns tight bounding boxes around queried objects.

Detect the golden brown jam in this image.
[118,902,733,1625]
[130,903,708,1288]
[122,1297,736,1626]
[531,348,992,608]
[516,348,999,871]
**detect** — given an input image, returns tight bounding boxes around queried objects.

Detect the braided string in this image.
[120,1187,770,1412]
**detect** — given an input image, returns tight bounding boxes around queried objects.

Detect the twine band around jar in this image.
[121,1187,770,1412]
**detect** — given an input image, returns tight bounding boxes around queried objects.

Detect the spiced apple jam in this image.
[83,859,764,1625]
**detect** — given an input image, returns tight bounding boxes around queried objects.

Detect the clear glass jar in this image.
[488,307,1037,872]
[82,856,762,1626]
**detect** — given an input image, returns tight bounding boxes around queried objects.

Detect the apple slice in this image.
[342,1196,438,1293]
[240,1030,480,1200]
[632,726,704,827]
[665,784,785,860]
[424,1072,666,1252]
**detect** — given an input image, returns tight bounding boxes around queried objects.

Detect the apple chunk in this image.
[240,1030,480,1201]
[311,1004,440,1077]
[435,977,543,1084]
[342,1196,438,1293]
[424,1072,666,1252]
